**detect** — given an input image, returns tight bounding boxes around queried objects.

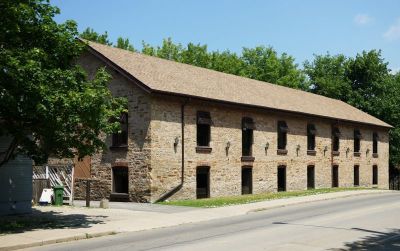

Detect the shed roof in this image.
[85,40,391,128]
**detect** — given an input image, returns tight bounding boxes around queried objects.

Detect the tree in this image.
[115,37,135,52]
[241,46,306,89]
[80,27,112,45]
[0,0,126,166]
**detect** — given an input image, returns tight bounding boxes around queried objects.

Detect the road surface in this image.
[28,192,400,251]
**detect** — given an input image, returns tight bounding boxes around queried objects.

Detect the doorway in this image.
[112,166,128,194]
[354,165,360,186]
[196,167,210,199]
[278,166,286,192]
[241,167,253,195]
[332,165,339,188]
[307,165,315,189]
[372,165,378,185]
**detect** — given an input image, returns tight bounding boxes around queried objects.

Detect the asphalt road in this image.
[28,193,400,251]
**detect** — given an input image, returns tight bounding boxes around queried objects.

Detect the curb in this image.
[246,190,392,214]
[0,231,117,251]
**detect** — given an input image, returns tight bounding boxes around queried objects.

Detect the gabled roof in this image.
[85,40,391,128]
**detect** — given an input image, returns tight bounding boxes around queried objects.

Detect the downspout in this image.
[154,98,189,202]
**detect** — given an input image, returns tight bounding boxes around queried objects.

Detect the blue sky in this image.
[52,0,400,72]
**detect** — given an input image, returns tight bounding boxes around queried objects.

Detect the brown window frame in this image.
[196,111,211,147]
[242,117,254,157]
[307,124,316,151]
[277,121,288,150]
[354,129,361,153]
[112,112,128,147]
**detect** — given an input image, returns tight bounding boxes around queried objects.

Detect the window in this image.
[112,112,128,147]
[196,167,210,199]
[197,111,211,147]
[354,129,361,153]
[277,165,286,192]
[241,167,253,195]
[332,127,340,153]
[112,166,128,194]
[354,165,359,186]
[307,165,315,189]
[242,117,254,157]
[332,165,339,187]
[372,165,378,185]
[277,121,288,150]
[307,124,316,151]
[373,132,379,155]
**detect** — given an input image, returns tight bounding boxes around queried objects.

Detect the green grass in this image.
[159,187,372,208]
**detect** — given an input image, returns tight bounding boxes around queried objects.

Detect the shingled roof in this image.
[85,40,391,128]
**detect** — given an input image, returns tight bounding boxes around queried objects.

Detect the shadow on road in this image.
[336,228,400,251]
[0,208,107,235]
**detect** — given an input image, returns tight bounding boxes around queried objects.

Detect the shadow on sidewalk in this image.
[331,228,400,251]
[0,208,107,235]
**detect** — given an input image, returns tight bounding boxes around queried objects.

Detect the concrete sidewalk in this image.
[0,189,394,251]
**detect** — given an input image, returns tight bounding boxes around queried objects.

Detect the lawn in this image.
[159,187,372,208]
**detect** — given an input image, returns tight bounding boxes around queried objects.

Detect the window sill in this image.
[354,152,361,157]
[241,156,255,162]
[277,149,288,155]
[196,146,212,153]
[332,151,340,156]
[307,150,317,156]
[110,145,128,150]
[372,153,379,158]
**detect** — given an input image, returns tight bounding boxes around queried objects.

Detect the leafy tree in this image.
[0,0,126,166]
[241,46,306,89]
[210,50,244,76]
[181,43,211,68]
[115,37,135,52]
[80,27,112,45]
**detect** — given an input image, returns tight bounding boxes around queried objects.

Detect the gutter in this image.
[154,98,189,203]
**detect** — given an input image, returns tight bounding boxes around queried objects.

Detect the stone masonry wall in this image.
[150,98,389,201]
[76,52,152,202]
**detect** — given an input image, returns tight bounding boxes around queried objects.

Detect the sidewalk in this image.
[0,189,394,251]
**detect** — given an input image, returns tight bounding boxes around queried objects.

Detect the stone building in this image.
[72,40,391,202]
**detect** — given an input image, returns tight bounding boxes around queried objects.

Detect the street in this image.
[27,192,400,251]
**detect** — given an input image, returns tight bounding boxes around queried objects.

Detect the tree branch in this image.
[0,137,18,168]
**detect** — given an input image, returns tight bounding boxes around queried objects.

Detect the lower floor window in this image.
[373,165,378,185]
[113,166,128,194]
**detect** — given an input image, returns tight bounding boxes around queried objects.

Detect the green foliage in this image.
[0,0,126,165]
[80,27,112,45]
[115,37,135,52]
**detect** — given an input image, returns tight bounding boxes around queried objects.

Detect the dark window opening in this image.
[332,127,340,152]
[112,166,128,194]
[307,165,315,189]
[197,111,211,147]
[278,121,288,150]
[307,124,316,151]
[332,165,339,188]
[241,167,253,195]
[112,112,128,147]
[373,165,378,185]
[373,132,378,154]
[354,165,360,186]
[242,117,254,156]
[354,129,361,153]
[196,167,210,199]
[277,166,286,192]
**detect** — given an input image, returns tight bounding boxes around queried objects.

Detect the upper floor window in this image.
[242,117,254,156]
[373,132,379,154]
[354,129,361,153]
[197,111,211,147]
[307,124,316,151]
[277,121,288,150]
[332,127,340,152]
[112,112,128,147]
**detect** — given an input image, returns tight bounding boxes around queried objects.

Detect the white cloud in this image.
[384,18,400,41]
[354,14,373,25]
